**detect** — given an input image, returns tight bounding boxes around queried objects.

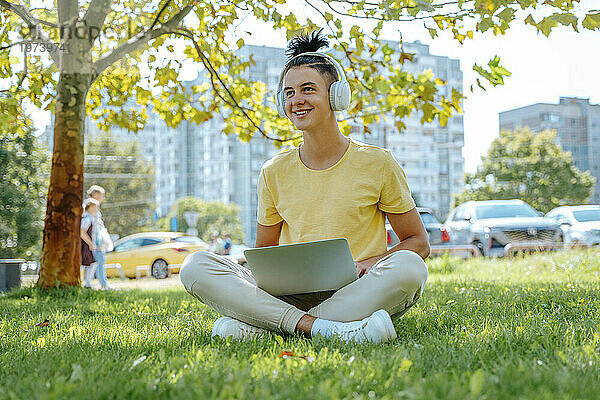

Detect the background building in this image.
[499,97,600,204]
[346,40,465,219]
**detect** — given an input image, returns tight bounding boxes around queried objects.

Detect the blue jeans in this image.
[93,250,109,287]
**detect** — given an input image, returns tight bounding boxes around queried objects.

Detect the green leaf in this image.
[399,51,416,64]
[477,17,493,32]
[554,12,578,30]
[582,12,600,30]
[524,14,536,26]
[421,103,436,123]
[439,111,448,127]
[373,20,384,37]
[473,56,511,87]
[535,16,559,36]
[454,32,466,44]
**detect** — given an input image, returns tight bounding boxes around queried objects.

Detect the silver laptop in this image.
[243,238,358,296]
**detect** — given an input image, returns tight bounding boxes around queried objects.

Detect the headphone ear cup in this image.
[329,81,352,111]
[275,90,288,118]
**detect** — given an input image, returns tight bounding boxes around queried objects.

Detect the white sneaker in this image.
[211,316,269,341]
[330,310,397,343]
[101,284,118,291]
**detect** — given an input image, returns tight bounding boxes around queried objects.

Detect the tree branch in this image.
[58,0,78,27]
[322,0,474,21]
[15,48,28,92]
[0,0,59,64]
[332,0,471,9]
[84,0,111,38]
[91,2,194,82]
[149,0,173,30]
[304,0,377,93]
[0,40,29,51]
[174,28,302,144]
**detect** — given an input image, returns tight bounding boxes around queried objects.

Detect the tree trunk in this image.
[38,72,90,288]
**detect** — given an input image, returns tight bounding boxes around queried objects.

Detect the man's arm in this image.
[355,208,430,277]
[385,208,430,259]
[255,221,283,248]
[231,221,282,265]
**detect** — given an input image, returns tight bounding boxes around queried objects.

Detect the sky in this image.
[30,0,600,173]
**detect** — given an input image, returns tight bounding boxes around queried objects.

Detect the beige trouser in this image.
[179,249,428,335]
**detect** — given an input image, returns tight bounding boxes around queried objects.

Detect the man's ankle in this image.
[295,314,317,336]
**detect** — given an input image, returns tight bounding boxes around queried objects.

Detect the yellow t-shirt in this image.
[257,138,415,262]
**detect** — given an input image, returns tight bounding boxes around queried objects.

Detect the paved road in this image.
[21,274,184,291]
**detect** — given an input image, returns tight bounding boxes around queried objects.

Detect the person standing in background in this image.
[209,232,225,255]
[81,198,98,288]
[86,185,117,290]
[223,234,232,255]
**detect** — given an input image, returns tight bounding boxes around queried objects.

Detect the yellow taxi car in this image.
[104,232,208,279]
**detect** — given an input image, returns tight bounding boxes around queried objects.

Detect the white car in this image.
[546,205,600,247]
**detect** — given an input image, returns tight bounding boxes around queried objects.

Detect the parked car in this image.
[386,207,451,249]
[444,200,563,257]
[104,232,208,279]
[546,205,600,247]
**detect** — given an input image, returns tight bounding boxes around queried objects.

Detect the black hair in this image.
[283,28,338,86]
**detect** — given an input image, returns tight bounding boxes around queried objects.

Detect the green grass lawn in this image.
[2,249,599,399]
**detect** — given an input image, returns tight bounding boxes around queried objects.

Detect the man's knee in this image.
[179,250,212,292]
[388,250,428,294]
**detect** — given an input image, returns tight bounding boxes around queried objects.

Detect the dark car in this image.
[444,199,563,257]
[386,207,450,249]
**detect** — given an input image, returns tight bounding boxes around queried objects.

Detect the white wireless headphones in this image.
[275,52,351,118]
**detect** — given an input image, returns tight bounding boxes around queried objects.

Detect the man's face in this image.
[283,66,333,130]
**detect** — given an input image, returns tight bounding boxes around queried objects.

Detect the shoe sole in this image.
[370,310,397,343]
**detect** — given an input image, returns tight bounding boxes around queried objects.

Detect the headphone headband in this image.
[277,52,347,92]
[275,51,351,118]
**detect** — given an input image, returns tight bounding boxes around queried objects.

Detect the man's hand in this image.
[236,256,247,265]
[354,257,379,278]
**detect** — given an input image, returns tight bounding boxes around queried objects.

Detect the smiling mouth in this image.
[293,109,312,118]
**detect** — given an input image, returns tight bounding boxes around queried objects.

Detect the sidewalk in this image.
[21,274,183,290]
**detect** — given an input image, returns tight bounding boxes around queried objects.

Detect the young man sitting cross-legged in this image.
[180,29,430,343]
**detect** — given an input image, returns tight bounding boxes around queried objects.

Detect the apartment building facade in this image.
[346,40,465,218]
[499,97,600,204]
